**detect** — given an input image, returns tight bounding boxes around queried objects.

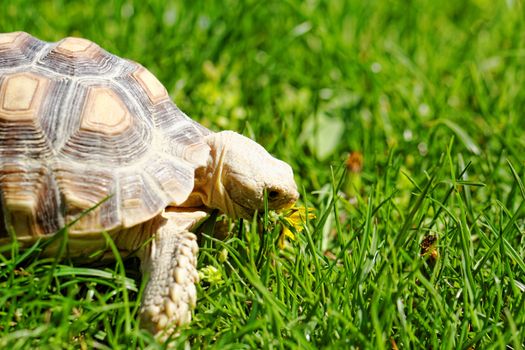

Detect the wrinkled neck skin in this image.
[196,132,238,218]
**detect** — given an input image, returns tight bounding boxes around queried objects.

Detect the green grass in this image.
[2,0,525,348]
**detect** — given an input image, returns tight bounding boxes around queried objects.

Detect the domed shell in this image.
[0,32,212,239]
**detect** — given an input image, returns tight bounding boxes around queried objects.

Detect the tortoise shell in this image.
[0,32,211,238]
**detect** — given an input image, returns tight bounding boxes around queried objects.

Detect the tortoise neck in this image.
[199,132,237,217]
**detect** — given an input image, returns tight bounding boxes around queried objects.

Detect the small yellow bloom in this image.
[198,265,224,285]
[278,205,316,248]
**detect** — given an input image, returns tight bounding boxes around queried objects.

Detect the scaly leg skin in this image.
[139,218,199,336]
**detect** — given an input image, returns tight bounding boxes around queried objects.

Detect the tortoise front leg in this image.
[139,218,199,335]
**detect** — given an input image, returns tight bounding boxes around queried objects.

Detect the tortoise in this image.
[0,32,299,334]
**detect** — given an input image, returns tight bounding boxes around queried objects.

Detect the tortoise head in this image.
[203,131,299,219]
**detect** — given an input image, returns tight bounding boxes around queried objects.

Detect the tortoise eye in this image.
[268,190,280,200]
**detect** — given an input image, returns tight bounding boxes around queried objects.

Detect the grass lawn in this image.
[1,0,525,348]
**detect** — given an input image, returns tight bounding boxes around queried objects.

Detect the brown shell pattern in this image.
[0,32,212,238]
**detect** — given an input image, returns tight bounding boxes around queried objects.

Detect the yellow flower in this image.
[278,205,316,249]
[198,265,224,285]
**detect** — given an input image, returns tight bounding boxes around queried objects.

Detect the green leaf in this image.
[301,113,344,161]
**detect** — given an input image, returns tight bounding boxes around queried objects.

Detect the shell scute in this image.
[0,72,53,159]
[119,171,167,227]
[0,160,62,237]
[57,81,152,166]
[37,36,118,77]
[0,32,45,69]
[53,160,120,233]
[79,86,133,135]
[131,66,170,105]
[144,155,195,205]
